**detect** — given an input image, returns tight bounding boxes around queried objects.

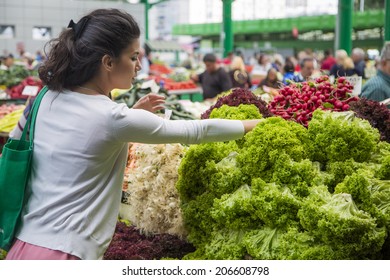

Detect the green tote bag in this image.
[0,86,48,251]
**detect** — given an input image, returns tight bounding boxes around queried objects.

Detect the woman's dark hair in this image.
[39,9,140,91]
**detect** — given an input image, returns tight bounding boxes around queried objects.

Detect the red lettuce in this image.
[349,98,390,143]
[103,222,195,260]
[201,88,272,119]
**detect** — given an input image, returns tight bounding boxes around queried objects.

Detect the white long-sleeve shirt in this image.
[15,89,245,259]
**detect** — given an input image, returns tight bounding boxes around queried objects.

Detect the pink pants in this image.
[5,239,80,260]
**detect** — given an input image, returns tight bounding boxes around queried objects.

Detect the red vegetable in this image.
[268,76,357,127]
[201,87,272,119]
[349,98,390,143]
[103,222,195,260]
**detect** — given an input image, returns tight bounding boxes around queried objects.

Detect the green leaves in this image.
[177,110,390,260]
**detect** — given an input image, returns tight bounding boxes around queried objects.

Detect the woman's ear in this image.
[102,55,113,72]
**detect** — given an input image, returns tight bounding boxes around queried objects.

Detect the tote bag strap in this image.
[20,86,49,145]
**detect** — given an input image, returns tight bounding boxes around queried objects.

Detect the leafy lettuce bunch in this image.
[308,110,380,164]
[237,117,313,181]
[209,104,262,120]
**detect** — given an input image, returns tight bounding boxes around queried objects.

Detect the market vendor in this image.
[190,53,232,100]
[360,42,390,108]
[5,9,262,260]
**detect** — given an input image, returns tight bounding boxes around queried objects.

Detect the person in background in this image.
[251,54,272,77]
[223,51,234,66]
[298,57,316,81]
[320,49,336,73]
[5,9,262,260]
[21,52,35,70]
[35,50,44,63]
[271,53,284,73]
[259,68,280,89]
[0,56,5,70]
[330,49,359,77]
[360,42,390,108]
[351,47,366,78]
[282,57,301,84]
[191,53,232,100]
[228,56,251,89]
[249,52,259,66]
[0,53,14,70]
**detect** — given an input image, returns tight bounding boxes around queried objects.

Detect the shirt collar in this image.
[377,69,390,83]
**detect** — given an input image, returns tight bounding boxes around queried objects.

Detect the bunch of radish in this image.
[268,76,359,126]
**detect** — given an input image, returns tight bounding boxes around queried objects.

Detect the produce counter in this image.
[167,87,203,102]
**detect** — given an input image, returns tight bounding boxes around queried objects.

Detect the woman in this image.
[330,49,359,77]
[228,56,251,89]
[5,9,261,260]
[259,68,280,89]
[251,54,272,77]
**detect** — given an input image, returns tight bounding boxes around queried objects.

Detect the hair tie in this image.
[67,17,90,40]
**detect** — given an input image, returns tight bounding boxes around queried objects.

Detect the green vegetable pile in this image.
[209,104,262,120]
[176,106,390,260]
[0,65,37,88]
[114,79,195,120]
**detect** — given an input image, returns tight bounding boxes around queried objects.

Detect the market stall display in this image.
[113,79,196,120]
[120,143,187,237]
[268,76,359,127]
[0,105,25,133]
[1,65,389,260]
[176,106,390,260]
[103,220,195,260]
[200,87,273,119]
[107,83,390,260]
[0,65,36,89]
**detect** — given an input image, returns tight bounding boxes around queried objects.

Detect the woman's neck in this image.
[74,81,109,97]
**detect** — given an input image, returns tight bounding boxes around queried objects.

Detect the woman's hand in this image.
[132,93,166,113]
[241,119,264,134]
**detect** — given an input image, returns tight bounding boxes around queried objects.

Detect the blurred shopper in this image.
[298,57,315,81]
[251,54,272,77]
[271,53,284,73]
[282,58,301,84]
[249,52,259,65]
[191,53,232,100]
[223,51,234,66]
[360,42,390,108]
[0,53,14,70]
[228,56,251,89]
[320,49,336,73]
[351,47,366,78]
[259,68,280,89]
[6,9,262,260]
[330,49,359,77]
[35,50,44,62]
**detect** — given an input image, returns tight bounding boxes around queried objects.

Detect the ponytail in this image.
[39,30,75,91]
[38,9,140,92]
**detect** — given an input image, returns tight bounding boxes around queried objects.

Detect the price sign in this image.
[22,86,40,97]
[345,76,362,97]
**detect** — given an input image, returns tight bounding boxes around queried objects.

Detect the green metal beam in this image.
[143,0,150,40]
[222,0,234,57]
[337,0,353,55]
[173,9,384,37]
[385,0,390,42]
[140,0,169,40]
